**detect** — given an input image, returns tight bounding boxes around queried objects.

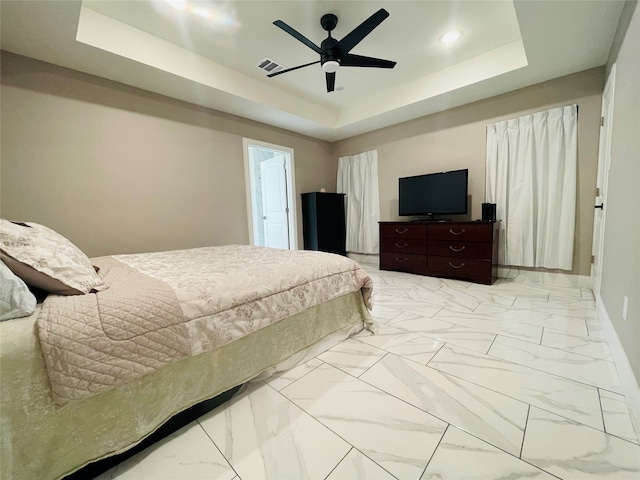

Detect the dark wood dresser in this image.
[379,221,499,285]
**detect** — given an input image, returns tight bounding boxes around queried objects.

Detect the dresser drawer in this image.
[428,223,493,242]
[380,253,427,274]
[381,237,427,255]
[428,240,492,259]
[380,223,427,240]
[428,256,491,278]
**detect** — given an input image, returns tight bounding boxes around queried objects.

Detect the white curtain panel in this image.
[486,105,577,270]
[337,150,380,254]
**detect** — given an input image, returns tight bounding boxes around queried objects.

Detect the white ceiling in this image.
[0,0,626,141]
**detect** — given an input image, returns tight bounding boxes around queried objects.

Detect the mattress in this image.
[38,245,372,405]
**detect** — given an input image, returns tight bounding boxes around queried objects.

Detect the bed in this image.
[0,220,373,480]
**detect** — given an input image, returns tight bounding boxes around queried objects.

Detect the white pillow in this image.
[0,219,107,295]
[0,259,37,321]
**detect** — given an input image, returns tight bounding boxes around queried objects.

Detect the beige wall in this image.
[333,68,604,276]
[0,53,605,277]
[0,52,335,257]
[602,2,639,381]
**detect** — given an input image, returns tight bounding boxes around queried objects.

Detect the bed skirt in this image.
[0,291,371,480]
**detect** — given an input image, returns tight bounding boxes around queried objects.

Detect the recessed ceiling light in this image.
[165,0,187,11]
[190,6,212,19]
[163,0,238,27]
[440,30,463,44]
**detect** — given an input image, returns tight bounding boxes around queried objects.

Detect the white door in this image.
[260,155,290,249]
[591,64,616,296]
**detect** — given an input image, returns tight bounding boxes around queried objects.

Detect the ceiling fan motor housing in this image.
[320,37,340,67]
[270,9,395,93]
[320,14,338,32]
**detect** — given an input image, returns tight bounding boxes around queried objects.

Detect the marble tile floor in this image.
[96,266,639,480]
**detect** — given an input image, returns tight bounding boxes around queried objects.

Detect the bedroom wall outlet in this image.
[622,296,628,321]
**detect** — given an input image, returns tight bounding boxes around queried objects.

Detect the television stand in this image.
[379,220,499,285]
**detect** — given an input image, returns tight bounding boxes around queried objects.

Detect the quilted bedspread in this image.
[37,245,373,406]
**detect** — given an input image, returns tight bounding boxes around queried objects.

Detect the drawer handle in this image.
[449,228,466,235]
[449,245,466,252]
[395,257,408,263]
[395,228,409,234]
[448,262,466,269]
[395,242,408,248]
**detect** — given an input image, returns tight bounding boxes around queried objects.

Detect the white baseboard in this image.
[596,294,640,438]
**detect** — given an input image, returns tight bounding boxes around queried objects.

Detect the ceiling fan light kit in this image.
[269,8,397,93]
[322,60,340,73]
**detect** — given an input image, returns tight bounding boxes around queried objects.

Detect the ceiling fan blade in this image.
[326,72,336,93]
[273,20,325,55]
[335,9,389,55]
[340,54,396,69]
[267,60,321,77]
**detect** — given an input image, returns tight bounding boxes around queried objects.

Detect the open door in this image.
[243,139,298,250]
[260,155,290,249]
[591,64,616,296]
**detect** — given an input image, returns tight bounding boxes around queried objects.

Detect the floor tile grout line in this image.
[482,340,621,394]
[356,350,391,378]
[436,331,638,443]
[426,350,606,431]
[267,385,363,477]
[427,314,546,349]
[527,403,640,447]
[195,418,240,479]
[426,421,560,480]
[485,334,498,355]
[597,387,609,437]
[425,342,447,366]
[270,369,408,480]
[347,447,401,480]
[493,330,616,364]
[599,386,632,397]
[352,327,446,365]
[519,405,531,459]
[595,388,640,445]
[420,423,450,478]
[322,447,352,480]
[356,357,530,458]
[386,290,588,348]
[265,357,325,392]
[378,317,497,358]
[439,409,562,480]
[383,308,600,356]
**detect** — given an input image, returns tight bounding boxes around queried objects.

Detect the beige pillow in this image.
[0,219,107,295]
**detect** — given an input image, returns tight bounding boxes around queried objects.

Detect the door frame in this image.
[242,138,298,250]
[591,63,616,295]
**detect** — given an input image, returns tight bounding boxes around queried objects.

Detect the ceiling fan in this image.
[268,8,397,93]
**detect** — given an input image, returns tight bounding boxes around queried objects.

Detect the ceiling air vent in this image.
[257,58,284,75]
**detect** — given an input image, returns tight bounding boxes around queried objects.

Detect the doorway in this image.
[591,64,616,296]
[243,139,297,250]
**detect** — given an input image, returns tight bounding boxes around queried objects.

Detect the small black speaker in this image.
[482,203,496,221]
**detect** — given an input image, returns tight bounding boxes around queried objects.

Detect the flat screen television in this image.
[398,169,468,217]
